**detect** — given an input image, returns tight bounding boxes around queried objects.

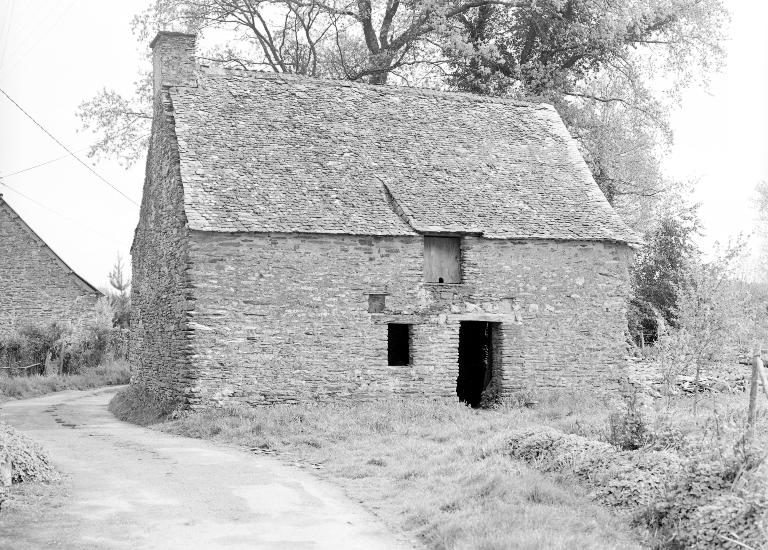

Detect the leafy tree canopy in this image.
[79,0,728,227]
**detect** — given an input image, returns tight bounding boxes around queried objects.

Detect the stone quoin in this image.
[132,31,637,408]
[0,194,101,333]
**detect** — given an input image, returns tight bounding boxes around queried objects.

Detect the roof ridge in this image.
[195,63,554,110]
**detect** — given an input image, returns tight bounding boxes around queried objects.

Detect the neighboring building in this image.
[132,32,636,408]
[0,194,101,334]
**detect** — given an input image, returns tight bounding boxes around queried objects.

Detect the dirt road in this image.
[0,387,416,549]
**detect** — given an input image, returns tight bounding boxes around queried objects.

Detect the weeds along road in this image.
[0,387,417,550]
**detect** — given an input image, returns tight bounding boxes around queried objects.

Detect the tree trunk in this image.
[366,51,395,85]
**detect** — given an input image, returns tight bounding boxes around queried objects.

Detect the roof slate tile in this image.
[168,67,634,242]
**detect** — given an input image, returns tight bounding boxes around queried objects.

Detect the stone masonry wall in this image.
[184,232,631,407]
[0,200,99,335]
[130,90,194,402]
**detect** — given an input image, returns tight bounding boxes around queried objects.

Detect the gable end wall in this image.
[0,202,99,334]
[130,89,194,402]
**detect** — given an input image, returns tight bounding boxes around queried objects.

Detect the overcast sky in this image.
[0,0,767,289]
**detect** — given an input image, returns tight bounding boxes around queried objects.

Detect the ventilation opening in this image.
[457,321,497,407]
[388,323,411,366]
[368,294,386,313]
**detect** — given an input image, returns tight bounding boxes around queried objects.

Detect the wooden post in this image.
[748,350,761,441]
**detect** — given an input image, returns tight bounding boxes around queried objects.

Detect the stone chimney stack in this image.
[150,31,197,95]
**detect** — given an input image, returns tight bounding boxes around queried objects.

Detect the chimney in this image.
[150,31,197,95]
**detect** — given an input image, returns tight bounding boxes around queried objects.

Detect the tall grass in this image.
[0,360,130,401]
[113,389,644,550]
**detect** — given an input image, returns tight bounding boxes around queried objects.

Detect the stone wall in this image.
[0,200,100,335]
[183,232,631,407]
[130,89,194,402]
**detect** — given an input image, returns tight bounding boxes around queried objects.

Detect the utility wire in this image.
[0,180,130,247]
[1,132,149,179]
[0,86,139,206]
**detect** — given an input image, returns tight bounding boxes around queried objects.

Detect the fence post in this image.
[748,349,761,442]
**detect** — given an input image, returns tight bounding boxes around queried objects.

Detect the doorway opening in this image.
[457,321,498,407]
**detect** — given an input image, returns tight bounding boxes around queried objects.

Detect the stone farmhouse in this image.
[133,31,636,408]
[0,194,101,334]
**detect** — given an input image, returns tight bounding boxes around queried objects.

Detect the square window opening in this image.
[368,294,386,313]
[387,323,411,366]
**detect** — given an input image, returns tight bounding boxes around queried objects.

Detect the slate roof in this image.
[167,66,634,242]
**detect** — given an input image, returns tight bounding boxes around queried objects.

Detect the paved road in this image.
[0,387,416,550]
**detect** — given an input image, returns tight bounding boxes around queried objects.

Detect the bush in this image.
[0,298,127,376]
[508,426,684,509]
[644,454,768,550]
[108,385,181,426]
[509,424,768,549]
[0,422,58,484]
[607,391,650,450]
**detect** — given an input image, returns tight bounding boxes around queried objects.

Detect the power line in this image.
[1,151,77,179]
[0,180,130,248]
[0,132,150,179]
[0,86,139,206]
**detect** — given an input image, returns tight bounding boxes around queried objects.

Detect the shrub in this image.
[108,385,181,426]
[607,391,650,450]
[509,424,768,549]
[0,299,121,376]
[644,454,768,550]
[508,426,684,510]
[0,422,58,484]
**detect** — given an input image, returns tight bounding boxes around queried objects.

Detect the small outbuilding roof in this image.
[166,65,634,242]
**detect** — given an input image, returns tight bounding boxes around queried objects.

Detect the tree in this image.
[79,0,727,214]
[629,202,700,345]
[444,0,726,219]
[107,253,131,329]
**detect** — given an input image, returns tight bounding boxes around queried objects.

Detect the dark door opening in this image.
[457,321,496,407]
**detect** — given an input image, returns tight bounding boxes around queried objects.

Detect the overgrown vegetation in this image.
[0,360,130,402]
[0,421,59,510]
[112,387,645,549]
[111,384,768,549]
[0,298,124,376]
[108,384,178,426]
[0,296,131,401]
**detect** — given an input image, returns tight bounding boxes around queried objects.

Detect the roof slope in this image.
[168,67,634,242]
[0,195,102,295]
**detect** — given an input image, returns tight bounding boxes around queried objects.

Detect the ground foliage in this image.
[0,360,130,401]
[114,388,644,549]
[0,300,125,376]
[0,422,58,485]
[508,402,768,550]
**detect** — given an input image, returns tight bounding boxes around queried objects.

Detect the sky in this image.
[0,0,767,289]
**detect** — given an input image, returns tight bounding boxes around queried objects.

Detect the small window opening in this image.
[424,236,461,283]
[387,323,411,366]
[368,294,386,313]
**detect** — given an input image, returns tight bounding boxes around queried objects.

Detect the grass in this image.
[0,359,130,402]
[112,388,646,550]
[108,384,179,426]
[0,480,70,548]
[523,388,768,451]
[111,383,768,549]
